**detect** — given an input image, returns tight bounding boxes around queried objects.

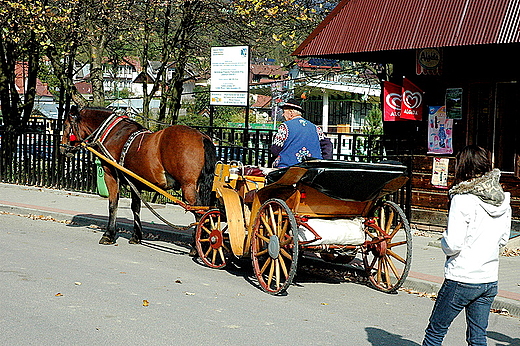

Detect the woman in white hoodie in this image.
[423,145,511,346]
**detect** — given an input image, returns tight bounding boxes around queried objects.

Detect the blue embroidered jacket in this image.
[271,117,325,168]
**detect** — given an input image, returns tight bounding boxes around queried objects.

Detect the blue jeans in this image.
[423,279,498,346]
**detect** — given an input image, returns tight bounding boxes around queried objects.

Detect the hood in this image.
[479,191,511,217]
[450,169,509,217]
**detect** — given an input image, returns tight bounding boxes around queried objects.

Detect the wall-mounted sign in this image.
[210,46,249,106]
[446,88,463,119]
[416,48,442,75]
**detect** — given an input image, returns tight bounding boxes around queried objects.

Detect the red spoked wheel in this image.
[195,209,230,269]
[362,200,412,293]
[251,198,299,295]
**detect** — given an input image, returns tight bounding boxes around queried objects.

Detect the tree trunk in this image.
[90,35,108,107]
[21,31,39,125]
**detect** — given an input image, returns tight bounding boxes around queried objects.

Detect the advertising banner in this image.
[400,78,424,121]
[383,81,403,121]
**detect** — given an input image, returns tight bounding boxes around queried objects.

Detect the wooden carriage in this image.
[195,160,412,295]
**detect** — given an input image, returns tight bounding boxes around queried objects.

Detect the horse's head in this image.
[60,105,88,157]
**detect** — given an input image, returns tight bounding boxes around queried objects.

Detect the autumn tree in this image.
[0,0,45,134]
[124,0,339,124]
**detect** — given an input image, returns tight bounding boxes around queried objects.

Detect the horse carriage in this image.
[196,159,412,295]
[61,107,412,296]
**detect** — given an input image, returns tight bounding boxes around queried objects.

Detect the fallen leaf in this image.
[321,302,328,305]
[74,282,81,285]
[175,279,182,284]
[142,300,149,306]
[55,293,63,296]
[185,292,195,296]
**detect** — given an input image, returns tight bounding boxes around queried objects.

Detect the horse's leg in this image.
[100,172,119,245]
[181,182,198,207]
[129,189,143,244]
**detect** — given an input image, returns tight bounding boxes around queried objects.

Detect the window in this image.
[469,82,520,173]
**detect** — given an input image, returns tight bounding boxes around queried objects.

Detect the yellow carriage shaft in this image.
[83,143,209,212]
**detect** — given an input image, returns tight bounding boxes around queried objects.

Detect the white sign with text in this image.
[210,46,249,106]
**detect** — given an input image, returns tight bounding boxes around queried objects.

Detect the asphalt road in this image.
[1,213,519,346]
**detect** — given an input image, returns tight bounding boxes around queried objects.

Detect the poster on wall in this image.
[428,106,453,154]
[446,88,463,119]
[431,157,450,189]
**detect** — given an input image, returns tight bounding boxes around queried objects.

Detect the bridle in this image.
[61,110,127,155]
[60,115,97,155]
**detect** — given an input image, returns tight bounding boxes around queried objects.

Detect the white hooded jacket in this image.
[442,169,511,283]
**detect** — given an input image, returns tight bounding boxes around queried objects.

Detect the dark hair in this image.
[455,145,492,182]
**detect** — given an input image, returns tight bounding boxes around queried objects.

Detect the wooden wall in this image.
[410,155,520,231]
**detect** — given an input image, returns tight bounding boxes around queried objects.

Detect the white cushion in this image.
[298,217,365,246]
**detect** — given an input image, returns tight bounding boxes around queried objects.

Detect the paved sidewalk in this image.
[1,182,519,316]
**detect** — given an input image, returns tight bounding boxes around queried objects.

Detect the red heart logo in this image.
[403,91,422,109]
[385,93,402,110]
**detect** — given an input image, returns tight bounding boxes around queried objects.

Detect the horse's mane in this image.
[81,107,146,131]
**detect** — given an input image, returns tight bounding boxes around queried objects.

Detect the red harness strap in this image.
[96,114,129,145]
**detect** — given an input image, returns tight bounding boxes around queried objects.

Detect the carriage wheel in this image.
[362,200,412,293]
[251,198,299,295]
[195,209,230,269]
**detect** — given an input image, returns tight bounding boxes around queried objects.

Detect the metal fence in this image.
[0,117,413,215]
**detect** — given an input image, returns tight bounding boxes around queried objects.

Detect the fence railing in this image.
[0,118,414,216]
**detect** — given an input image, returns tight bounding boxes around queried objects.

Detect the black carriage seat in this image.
[265,159,408,202]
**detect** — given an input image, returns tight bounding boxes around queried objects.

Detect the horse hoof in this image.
[99,236,115,245]
[128,237,141,244]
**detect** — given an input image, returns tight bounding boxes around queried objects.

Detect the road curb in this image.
[403,277,520,318]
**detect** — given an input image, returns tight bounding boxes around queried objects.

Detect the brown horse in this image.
[60,106,216,245]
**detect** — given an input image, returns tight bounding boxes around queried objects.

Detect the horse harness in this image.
[69,112,151,166]
[118,129,151,165]
[68,111,186,228]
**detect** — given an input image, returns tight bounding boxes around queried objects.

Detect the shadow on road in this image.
[141,240,189,256]
[365,327,420,346]
[69,213,193,245]
[487,331,520,346]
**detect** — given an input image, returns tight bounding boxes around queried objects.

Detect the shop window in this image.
[470,82,520,175]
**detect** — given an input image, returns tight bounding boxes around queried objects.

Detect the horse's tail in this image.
[196,136,217,206]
